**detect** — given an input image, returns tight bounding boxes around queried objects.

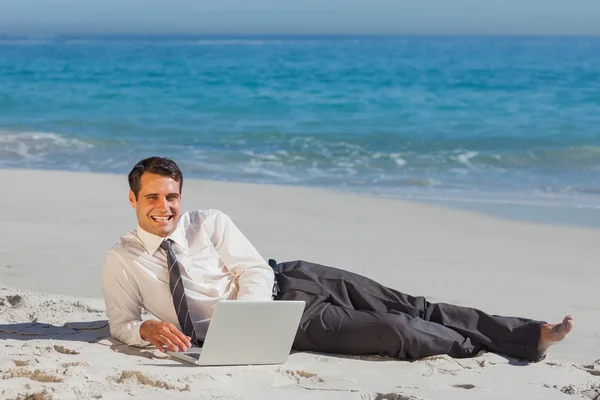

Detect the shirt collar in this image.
[136,223,188,255]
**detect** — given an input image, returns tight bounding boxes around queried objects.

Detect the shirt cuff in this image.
[131,320,152,348]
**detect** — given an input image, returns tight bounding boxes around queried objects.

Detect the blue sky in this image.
[1,0,600,35]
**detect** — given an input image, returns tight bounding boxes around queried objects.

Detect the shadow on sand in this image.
[0,320,110,343]
[0,321,531,367]
[0,320,179,361]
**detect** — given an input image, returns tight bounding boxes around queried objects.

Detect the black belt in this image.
[268,258,281,298]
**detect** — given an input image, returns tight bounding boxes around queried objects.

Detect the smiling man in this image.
[101,156,573,361]
[101,157,274,352]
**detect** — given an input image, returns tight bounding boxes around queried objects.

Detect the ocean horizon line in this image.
[2,32,600,39]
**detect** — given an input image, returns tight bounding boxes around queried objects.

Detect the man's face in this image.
[129,172,181,238]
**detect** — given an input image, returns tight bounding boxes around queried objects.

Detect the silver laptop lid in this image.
[198,300,305,366]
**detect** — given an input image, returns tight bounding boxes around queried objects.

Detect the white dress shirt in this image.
[101,209,275,347]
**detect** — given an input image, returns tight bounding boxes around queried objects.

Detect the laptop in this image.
[167,300,305,366]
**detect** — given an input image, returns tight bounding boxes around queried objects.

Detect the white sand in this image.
[1,168,599,399]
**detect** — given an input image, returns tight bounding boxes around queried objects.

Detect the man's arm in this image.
[101,250,192,352]
[209,210,275,300]
[101,251,151,347]
[102,249,192,352]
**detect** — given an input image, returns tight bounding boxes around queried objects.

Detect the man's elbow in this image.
[108,322,129,345]
[108,320,148,348]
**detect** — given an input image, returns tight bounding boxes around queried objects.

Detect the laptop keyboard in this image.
[185,352,202,360]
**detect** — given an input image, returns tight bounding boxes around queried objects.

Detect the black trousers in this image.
[270,259,544,361]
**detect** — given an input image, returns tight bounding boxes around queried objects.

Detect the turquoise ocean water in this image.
[1,35,600,223]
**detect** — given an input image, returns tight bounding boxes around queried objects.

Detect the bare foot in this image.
[538,315,574,355]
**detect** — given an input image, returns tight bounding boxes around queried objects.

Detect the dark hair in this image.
[128,157,183,199]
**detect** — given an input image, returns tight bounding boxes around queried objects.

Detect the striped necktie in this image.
[160,239,198,345]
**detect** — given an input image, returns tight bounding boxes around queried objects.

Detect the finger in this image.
[169,327,192,348]
[164,323,191,348]
[165,330,190,351]
[158,335,179,352]
[148,339,166,353]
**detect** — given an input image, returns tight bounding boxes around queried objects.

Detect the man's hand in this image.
[140,320,192,353]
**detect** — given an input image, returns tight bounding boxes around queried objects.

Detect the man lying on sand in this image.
[101,156,573,361]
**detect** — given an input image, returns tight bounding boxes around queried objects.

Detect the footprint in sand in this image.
[546,383,600,399]
[581,360,600,376]
[53,345,79,355]
[361,393,424,400]
[452,384,476,389]
[1,368,63,383]
[276,368,360,393]
[2,295,22,307]
[282,369,325,384]
[110,370,191,392]
[585,369,600,377]
[418,355,462,377]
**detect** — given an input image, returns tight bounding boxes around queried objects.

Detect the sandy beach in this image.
[1,168,599,400]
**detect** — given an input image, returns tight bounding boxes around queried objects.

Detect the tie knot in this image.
[160,239,174,251]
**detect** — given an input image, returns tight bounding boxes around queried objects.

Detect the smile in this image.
[151,216,172,221]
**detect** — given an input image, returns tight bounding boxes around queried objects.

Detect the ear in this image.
[128,190,137,208]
